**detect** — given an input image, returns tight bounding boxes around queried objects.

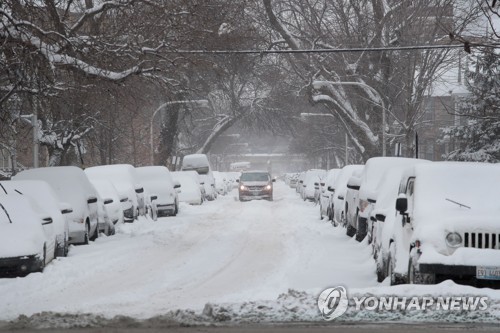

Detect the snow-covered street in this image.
[1,183,500,328]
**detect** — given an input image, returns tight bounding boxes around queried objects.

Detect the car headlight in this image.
[265,185,272,190]
[445,232,462,248]
[240,185,247,191]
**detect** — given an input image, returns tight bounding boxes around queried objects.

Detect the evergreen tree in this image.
[443,49,500,162]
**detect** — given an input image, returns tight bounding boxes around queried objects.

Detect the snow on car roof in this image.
[360,157,429,196]
[332,165,364,194]
[136,166,175,196]
[182,154,210,169]
[14,167,97,217]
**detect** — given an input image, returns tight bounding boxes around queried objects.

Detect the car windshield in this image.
[240,173,269,182]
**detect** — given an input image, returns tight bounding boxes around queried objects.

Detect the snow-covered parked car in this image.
[370,163,430,282]
[319,168,340,220]
[345,169,363,237]
[171,171,204,205]
[0,194,57,276]
[302,169,326,202]
[136,166,180,218]
[387,162,500,286]
[238,171,275,201]
[14,167,100,245]
[182,154,217,201]
[0,180,71,257]
[352,157,429,242]
[330,165,364,226]
[90,179,124,226]
[213,171,231,195]
[85,164,146,221]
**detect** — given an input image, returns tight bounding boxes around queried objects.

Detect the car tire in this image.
[38,244,46,273]
[355,214,366,242]
[91,222,98,241]
[83,223,90,245]
[55,239,65,258]
[346,223,356,237]
[408,258,436,284]
[388,243,406,285]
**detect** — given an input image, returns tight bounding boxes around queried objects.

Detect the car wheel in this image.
[355,213,366,242]
[91,222,98,241]
[64,234,69,256]
[408,258,435,284]
[387,243,406,285]
[376,256,386,283]
[55,238,65,258]
[346,223,356,237]
[83,223,90,245]
[38,244,46,273]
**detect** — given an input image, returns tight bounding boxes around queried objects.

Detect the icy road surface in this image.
[1,182,500,328]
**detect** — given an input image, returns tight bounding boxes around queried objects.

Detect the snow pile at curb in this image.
[3,285,500,329]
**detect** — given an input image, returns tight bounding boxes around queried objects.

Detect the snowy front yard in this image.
[1,182,500,327]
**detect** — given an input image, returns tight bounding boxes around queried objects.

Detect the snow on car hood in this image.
[0,196,45,258]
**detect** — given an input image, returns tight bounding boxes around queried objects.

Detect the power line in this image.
[159,43,500,55]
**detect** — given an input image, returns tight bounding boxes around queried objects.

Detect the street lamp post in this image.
[150,99,208,165]
[312,80,387,157]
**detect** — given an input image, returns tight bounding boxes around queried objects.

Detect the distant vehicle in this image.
[230,161,251,172]
[319,168,340,220]
[330,165,364,227]
[0,194,56,277]
[344,169,363,238]
[136,166,180,218]
[238,171,275,201]
[15,167,100,245]
[85,164,146,221]
[89,179,125,226]
[386,162,500,286]
[171,171,204,205]
[213,171,229,195]
[0,180,71,257]
[302,169,326,202]
[182,154,217,201]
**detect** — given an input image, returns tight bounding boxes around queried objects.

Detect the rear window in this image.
[240,173,270,182]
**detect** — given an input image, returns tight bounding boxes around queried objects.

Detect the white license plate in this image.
[477,266,500,280]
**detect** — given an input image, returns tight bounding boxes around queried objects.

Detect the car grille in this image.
[247,186,265,191]
[463,232,500,249]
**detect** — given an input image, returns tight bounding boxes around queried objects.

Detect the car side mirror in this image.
[299,180,303,184]
[396,197,408,214]
[272,179,276,182]
[151,195,158,201]
[104,199,113,205]
[61,208,73,215]
[87,197,98,204]
[236,179,240,183]
[327,186,334,192]
[42,217,53,225]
